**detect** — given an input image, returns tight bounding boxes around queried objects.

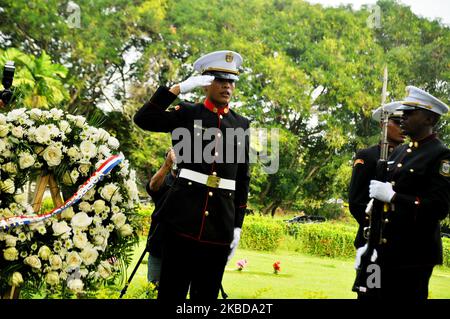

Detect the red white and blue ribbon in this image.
[0,154,124,230]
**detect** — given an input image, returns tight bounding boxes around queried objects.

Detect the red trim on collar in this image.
[204,98,229,115]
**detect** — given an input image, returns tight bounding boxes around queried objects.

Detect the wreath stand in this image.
[2,173,63,299]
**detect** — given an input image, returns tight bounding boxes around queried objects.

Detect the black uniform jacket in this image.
[134,86,250,245]
[381,134,450,267]
[348,145,381,248]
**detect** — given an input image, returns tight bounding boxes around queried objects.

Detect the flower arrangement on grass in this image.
[236,259,248,271]
[273,261,281,274]
[0,108,141,298]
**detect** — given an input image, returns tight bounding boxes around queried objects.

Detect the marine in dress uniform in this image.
[369,86,450,299]
[349,102,405,249]
[134,51,250,300]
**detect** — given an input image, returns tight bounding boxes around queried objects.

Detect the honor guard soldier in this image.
[369,86,450,299]
[349,102,405,250]
[134,50,250,300]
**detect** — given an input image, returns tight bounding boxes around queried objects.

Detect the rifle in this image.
[352,65,390,297]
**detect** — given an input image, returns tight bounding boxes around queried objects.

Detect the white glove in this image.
[227,227,242,263]
[354,244,378,270]
[179,75,214,93]
[369,180,395,203]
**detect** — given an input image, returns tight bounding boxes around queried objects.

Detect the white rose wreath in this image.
[0,108,141,298]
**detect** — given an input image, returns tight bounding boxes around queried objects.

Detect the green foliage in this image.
[240,215,285,251]
[443,238,450,268]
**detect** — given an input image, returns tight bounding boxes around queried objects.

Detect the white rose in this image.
[49,255,63,270]
[80,140,97,158]
[43,145,62,167]
[94,235,108,251]
[111,213,126,228]
[50,108,64,120]
[125,180,139,201]
[67,146,80,159]
[92,200,106,214]
[80,247,98,266]
[38,245,52,260]
[66,251,82,269]
[82,188,95,201]
[100,183,119,202]
[6,108,26,122]
[0,125,9,137]
[73,232,89,249]
[67,279,84,292]
[78,202,91,213]
[35,125,51,144]
[0,114,6,125]
[11,126,24,138]
[119,224,133,237]
[5,235,18,247]
[0,139,6,153]
[98,145,111,158]
[19,153,35,169]
[3,162,18,174]
[70,170,80,182]
[24,255,42,269]
[13,193,27,205]
[107,136,120,150]
[97,128,110,142]
[71,212,93,229]
[45,271,60,286]
[1,179,15,194]
[9,272,23,287]
[61,207,75,220]
[78,163,91,176]
[52,221,71,236]
[58,120,71,133]
[3,247,19,261]
[98,260,112,279]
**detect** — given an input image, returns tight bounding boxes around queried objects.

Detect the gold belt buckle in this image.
[206,175,221,188]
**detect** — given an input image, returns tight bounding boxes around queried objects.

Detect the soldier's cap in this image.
[193,50,243,81]
[372,101,403,122]
[397,86,449,115]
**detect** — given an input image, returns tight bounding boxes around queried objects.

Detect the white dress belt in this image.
[178,168,236,191]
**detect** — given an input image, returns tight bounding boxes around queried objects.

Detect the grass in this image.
[122,239,450,299]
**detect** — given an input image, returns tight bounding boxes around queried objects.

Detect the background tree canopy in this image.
[1,0,449,216]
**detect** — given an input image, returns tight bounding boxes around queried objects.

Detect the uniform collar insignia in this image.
[204,98,229,116]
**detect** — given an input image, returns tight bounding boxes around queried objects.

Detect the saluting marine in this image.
[369,86,450,299]
[134,51,250,300]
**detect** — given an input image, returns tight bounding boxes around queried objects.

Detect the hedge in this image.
[239,215,450,267]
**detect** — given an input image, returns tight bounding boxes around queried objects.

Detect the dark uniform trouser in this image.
[381,265,434,300]
[358,265,434,300]
[157,228,229,301]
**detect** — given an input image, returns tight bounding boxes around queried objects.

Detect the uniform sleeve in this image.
[133,86,188,132]
[348,149,372,225]
[392,151,450,222]
[234,118,251,228]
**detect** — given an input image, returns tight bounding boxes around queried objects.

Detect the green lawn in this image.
[123,240,450,299]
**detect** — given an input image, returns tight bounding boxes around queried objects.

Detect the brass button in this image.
[219,115,223,119]
[213,107,218,113]
[414,201,419,205]
[384,219,389,223]
[409,169,414,173]
[409,142,413,147]
[205,211,209,216]
[224,108,229,114]
[188,182,192,185]
[414,142,419,148]
[390,181,395,186]
[215,152,219,156]
[397,163,402,168]
[212,172,217,176]
[196,133,201,136]
[382,238,388,244]
[208,191,213,197]
[407,148,412,153]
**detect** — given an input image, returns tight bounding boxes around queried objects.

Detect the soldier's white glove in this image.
[227,227,241,263]
[179,75,214,94]
[354,244,378,270]
[369,180,395,203]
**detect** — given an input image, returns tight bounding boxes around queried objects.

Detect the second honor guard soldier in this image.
[369,86,450,299]
[134,51,250,300]
[349,102,405,250]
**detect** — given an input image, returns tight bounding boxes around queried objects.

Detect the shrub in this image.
[240,215,285,251]
[443,238,450,268]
